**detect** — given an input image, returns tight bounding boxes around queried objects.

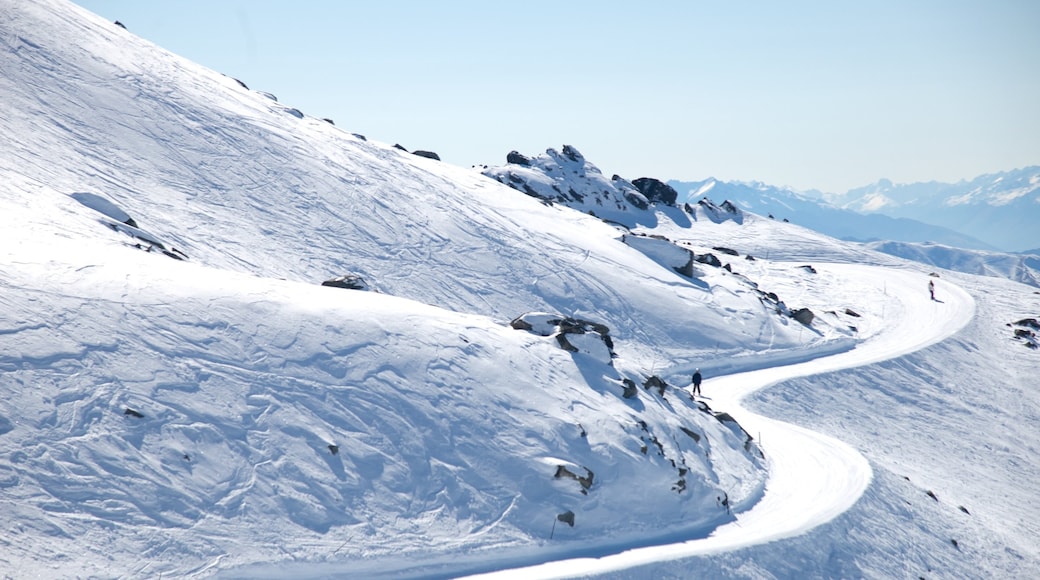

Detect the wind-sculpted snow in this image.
[0,227,769,576]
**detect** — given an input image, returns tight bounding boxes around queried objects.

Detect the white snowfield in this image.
[466,264,974,579]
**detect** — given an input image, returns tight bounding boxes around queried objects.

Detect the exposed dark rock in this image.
[393,144,408,151]
[413,150,440,161]
[114,20,126,29]
[561,144,583,163]
[845,308,862,317]
[679,426,701,442]
[556,334,580,353]
[746,254,756,261]
[723,263,732,272]
[791,308,815,325]
[322,118,335,125]
[510,313,615,360]
[696,253,722,268]
[621,378,638,399]
[720,200,740,213]
[160,248,187,261]
[714,411,755,451]
[506,150,532,166]
[509,317,534,331]
[328,444,339,455]
[123,216,139,229]
[321,273,370,291]
[352,133,367,141]
[926,490,939,501]
[557,510,576,527]
[800,264,818,274]
[643,375,668,396]
[632,177,679,205]
[959,505,971,515]
[624,192,649,210]
[123,407,144,418]
[1014,318,1040,330]
[554,464,594,493]
[713,246,739,256]
[284,108,303,119]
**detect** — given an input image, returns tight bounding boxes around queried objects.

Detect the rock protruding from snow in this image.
[632,177,679,206]
[412,150,440,161]
[510,312,616,364]
[321,273,371,291]
[622,234,700,279]
[1011,318,1039,349]
[71,192,188,261]
[697,198,744,224]
[483,145,683,228]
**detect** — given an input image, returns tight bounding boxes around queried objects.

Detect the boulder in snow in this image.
[413,150,440,161]
[791,308,815,326]
[321,273,370,291]
[632,177,678,205]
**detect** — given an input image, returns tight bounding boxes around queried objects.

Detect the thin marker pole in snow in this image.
[550,518,557,540]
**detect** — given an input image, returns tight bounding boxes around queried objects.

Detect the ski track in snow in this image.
[456,264,975,579]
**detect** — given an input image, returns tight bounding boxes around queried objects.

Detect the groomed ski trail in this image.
[464,263,975,579]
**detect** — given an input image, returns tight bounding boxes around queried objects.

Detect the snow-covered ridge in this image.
[830,168,1040,252]
[0,0,873,576]
[4,1,1039,578]
[868,240,1040,289]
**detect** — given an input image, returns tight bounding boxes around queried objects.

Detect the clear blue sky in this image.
[74,0,1040,193]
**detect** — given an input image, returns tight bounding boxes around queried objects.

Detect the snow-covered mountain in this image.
[668,178,997,251]
[868,241,1040,289]
[1,1,1038,578]
[829,168,1040,252]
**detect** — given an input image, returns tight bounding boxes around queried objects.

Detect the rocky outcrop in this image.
[791,308,815,325]
[506,150,531,166]
[412,150,440,161]
[554,464,595,494]
[696,253,722,268]
[321,273,370,291]
[510,312,615,363]
[483,145,664,228]
[1011,318,1040,349]
[632,177,678,205]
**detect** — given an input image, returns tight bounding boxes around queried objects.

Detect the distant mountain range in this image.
[668,179,996,251]
[671,168,1040,253]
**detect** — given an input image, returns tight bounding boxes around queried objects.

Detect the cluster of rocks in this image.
[321,273,371,291]
[509,312,616,364]
[1010,318,1039,349]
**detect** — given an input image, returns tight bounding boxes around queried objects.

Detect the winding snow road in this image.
[467,264,975,579]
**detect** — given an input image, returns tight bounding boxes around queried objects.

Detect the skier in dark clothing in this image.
[691,369,703,397]
[928,280,935,300]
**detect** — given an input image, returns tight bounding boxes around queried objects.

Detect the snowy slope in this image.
[3,1,1039,579]
[868,240,1040,288]
[0,0,823,576]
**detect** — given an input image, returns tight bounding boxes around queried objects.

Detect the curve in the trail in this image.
[466,264,976,579]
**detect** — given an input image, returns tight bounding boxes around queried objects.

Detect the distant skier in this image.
[928,280,936,300]
[691,368,703,397]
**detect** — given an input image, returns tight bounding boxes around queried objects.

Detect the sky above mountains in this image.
[73,0,1040,194]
